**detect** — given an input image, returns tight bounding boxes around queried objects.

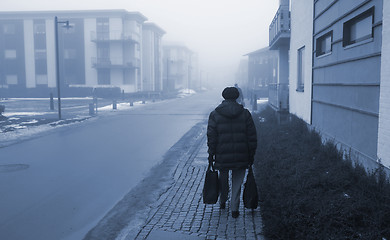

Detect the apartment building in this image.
[162,44,193,92]
[235,59,248,93]
[268,0,290,111]
[142,22,165,92]
[0,10,153,97]
[245,47,278,99]
[190,53,200,91]
[289,0,389,168]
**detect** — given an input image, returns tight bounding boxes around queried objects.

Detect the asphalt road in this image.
[0,90,222,240]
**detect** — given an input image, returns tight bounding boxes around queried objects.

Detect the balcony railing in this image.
[91,31,140,43]
[269,7,291,49]
[92,57,140,69]
[268,83,289,111]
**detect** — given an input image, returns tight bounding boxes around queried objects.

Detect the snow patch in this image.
[4,112,53,117]
[20,119,39,125]
[257,98,268,104]
[177,89,197,98]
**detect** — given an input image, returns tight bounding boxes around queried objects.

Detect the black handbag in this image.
[202,162,219,204]
[243,166,259,209]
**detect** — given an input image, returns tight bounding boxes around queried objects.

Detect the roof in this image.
[243,46,272,56]
[143,22,166,35]
[0,9,148,22]
[163,43,193,54]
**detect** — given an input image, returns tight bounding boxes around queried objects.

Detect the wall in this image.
[23,19,36,88]
[108,18,123,87]
[142,29,153,91]
[110,69,123,86]
[46,19,56,88]
[378,0,390,167]
[83,18,97,86]
[0,19,26,91]
[156,35,163,91]
[312,0,382,163]
[60,18,86,85]
[289,0,313,124]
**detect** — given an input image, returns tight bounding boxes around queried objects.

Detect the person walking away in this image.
[207,87,257,218]
[234,83,244,106]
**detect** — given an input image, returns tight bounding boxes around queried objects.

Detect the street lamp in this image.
[54,16,71,120]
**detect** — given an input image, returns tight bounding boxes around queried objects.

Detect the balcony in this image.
[269,7,290,50]
[92,57,140,69]
[268,83,289,111]
[91,31,140,43]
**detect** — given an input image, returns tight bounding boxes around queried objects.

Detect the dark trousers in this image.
[219,169,246,211]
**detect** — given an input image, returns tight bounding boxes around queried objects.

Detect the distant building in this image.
[190,53,200,91]
[290,0,388,169]
[244,47,278,99]
[142,22,165,93]
[234,59,248,95]
[162,44,194,92]
[0,10,168,97]
[268,0,290,111]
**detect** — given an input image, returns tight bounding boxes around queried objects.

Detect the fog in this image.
[1,0,278,86]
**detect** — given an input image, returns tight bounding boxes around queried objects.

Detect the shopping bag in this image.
[202,162,219,204]
[243,166,258,209]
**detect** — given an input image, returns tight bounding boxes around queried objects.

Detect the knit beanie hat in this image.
[222,87,239,100]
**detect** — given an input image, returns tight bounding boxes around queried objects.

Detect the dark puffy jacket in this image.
[207,99,257,170]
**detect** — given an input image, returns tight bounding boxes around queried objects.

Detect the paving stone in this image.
[130,125,265,240]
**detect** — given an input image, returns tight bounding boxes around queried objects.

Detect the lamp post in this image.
[187,65,191,94]
[166,57,171,92]
[54,16,71,120]
[0,77,3,100]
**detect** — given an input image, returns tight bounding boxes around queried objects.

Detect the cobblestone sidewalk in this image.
[132,125,265,240]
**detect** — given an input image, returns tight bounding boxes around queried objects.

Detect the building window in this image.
[3,24,15,34]
[316,31,332,57]
[35,59,47,74]
[96,18,109,40]
[97,18,109,32]
[6,75,17,84]
[297,46,305,92]
[97,44,110,58]
[4,49,16,59]
[35,49,47,60]
[97,69,110,85]
[64,49,77,59]
[343,8,374,47]
[36,74,48,85]
[34,22,46,34]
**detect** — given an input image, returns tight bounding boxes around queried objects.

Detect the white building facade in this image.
[378,0,390,166]
[0,10,150,97]
[289,0,389,170]
[288,1,313,124]
[162,44,194,92]
[142,23,165,92]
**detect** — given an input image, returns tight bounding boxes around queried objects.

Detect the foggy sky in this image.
[0,0,279,86]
